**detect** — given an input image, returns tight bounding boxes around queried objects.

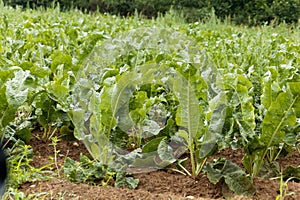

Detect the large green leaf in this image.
[142,136,166,153]
[250,85,300,176]
[174,72,201,144]
[235,77,256,141]
[261,67,281,110]
[111,72,136,132]
[222,73,256,146]
[199,88,227,157]
[261,90,298,147]
[199,102,227,158]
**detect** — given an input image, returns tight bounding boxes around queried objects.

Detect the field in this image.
[1,4,300,200]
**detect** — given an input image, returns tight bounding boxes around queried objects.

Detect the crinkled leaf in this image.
[6,70,30,107]
[157,138,176,164]
[0,87,16,128]
[204,158,256,197]
[141,119,163,136]
[115,165,139,189]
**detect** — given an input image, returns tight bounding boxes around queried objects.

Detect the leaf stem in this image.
[189,143,196,176]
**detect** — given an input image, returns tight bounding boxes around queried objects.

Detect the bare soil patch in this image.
[18,132,300,200]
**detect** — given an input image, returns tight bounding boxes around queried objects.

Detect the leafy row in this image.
[1,5,300,197]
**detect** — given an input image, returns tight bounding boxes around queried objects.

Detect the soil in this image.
[18,132,300,200]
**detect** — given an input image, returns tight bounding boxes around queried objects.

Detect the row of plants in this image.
[0,5,152,198]
[0,4,300,198]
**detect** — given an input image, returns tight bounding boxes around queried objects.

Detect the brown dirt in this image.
[18,132,300,200]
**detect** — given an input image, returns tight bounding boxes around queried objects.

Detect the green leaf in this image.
[251,86,300,176]
[48,82,69,103]
[0,69,15,82]
[204,158,256,197]
[288,82,300,117]
[157,138,176,164]
[284,131,298,146]
[200,93,227,158]
[6,70,31,107]
[0,87,17,129]
[256,161,280,178]
[64,154,134,187]
[234,83,256,142]
[224,174,256,197]
[261,90,298,147]
[142,136,166,153]
[175,129,189,143]
[111,72,136,132]
[15,128,32,144]
[115,165,139,189]
[50,50,73,73]
[223,74,256,145]
[243,136,265,174]
[34,94,57,127]
[174,71,201,144]
[141,119,163,136]
[130,153,158,169]
[283,165,300,181]
[98,86,116,128]
[261,67,281,110]
[115,176,139,189]
[203,160,224,184]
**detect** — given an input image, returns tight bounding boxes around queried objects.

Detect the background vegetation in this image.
[2,0,300,25]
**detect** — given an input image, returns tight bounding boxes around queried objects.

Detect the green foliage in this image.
[64,154,139,189]
[173,70,202,176]
[282,165,300,181]
[72,26,228,178]
[244,83,300,177]
[1,4,300,198]
[221,73,256,148]
[5,140,53,188]
[204,158,256,196]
